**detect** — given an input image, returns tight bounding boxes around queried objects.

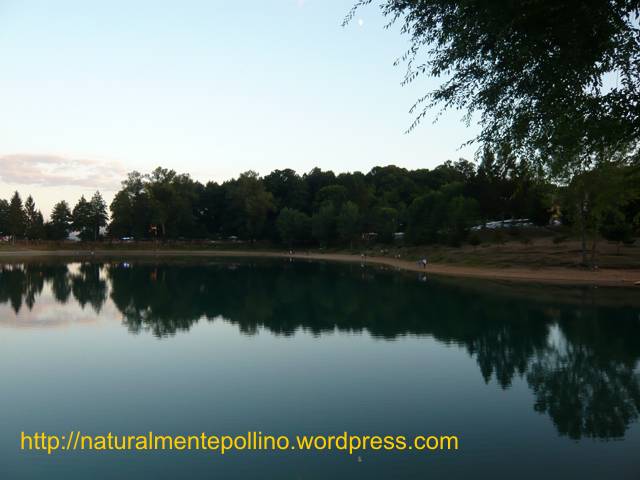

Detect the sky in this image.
[0,0,478,217]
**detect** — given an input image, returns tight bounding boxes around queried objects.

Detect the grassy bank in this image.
[1,237,639,270]
[1,240,639,287]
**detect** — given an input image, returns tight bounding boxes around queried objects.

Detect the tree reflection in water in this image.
[1,259,639,440]
[0,263,107,314]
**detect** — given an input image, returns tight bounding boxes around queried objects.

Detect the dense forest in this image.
[1,150,639,255]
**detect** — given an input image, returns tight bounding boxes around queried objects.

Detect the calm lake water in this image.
[1,258,639,479]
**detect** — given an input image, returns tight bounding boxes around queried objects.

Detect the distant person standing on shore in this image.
[421,258,427,269]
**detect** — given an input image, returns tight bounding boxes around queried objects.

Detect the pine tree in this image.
[24,195,44,240]
[0,199,9,236]
[72,196,92,240]
[50,200,73,240]
[89,191,108,240]
[7,191,26,240]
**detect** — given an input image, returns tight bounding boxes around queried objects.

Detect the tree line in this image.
[1,153,638,252]
[0,191,108,242]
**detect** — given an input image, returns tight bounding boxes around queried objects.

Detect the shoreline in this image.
[1,249,639,287]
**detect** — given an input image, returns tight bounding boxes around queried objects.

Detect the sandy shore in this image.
[1,249,639,287]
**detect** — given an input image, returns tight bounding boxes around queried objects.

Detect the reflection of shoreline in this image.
[1,260,639,440]
[0,249,639,287]
[2,255,639,309]
[0,263,111,327]
[425,274,640,309]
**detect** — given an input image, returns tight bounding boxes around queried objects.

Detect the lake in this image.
[1,258,639,479]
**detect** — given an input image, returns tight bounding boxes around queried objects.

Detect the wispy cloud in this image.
[0,154,126,190]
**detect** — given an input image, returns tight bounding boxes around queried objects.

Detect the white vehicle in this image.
[471,219,533,231]
[67,231,82,242]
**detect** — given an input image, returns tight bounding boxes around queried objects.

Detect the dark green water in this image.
[1,258,639,479]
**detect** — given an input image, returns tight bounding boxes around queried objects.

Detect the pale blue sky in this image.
[0,0,478,216]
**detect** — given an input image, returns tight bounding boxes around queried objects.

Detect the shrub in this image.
[468,233,481,247]
[553,234,569,244]
[492,230,506,244]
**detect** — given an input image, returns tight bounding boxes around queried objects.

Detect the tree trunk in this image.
[580,226,587,266]
[578,198,588,267]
